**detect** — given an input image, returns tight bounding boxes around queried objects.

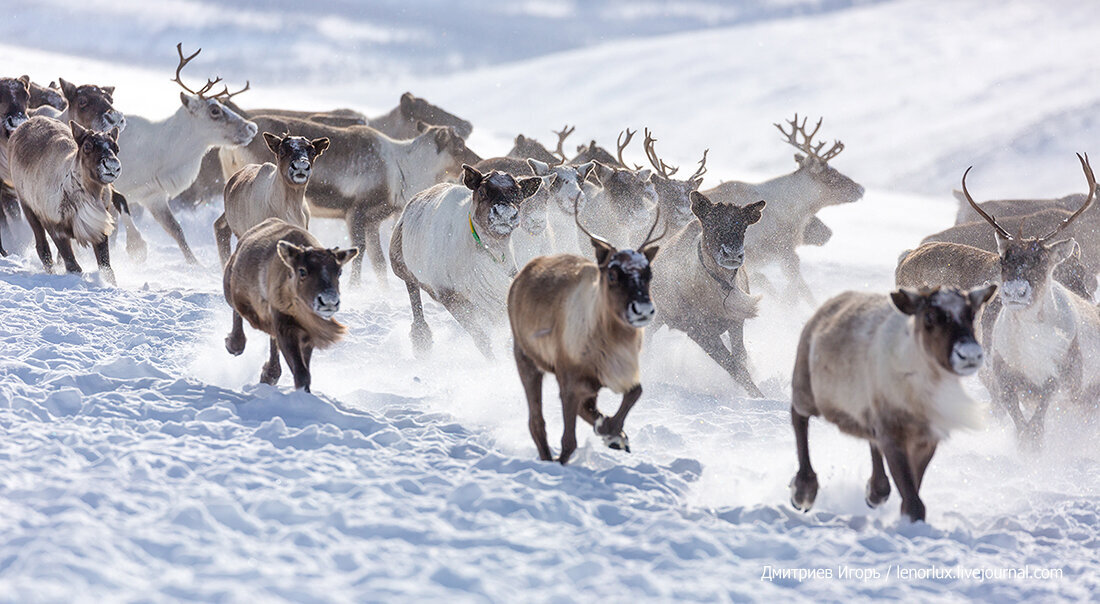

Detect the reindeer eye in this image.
[210,106,222,118]
[297,267,307,278]
[82,141,93,153]
[78,98,88,108]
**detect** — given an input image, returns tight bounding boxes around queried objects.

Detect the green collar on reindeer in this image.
[469,214,511,269]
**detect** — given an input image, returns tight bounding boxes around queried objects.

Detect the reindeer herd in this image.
[1,43,1097,524]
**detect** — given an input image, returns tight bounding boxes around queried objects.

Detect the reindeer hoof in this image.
[595,418,631,452]
[789,472,818,513]
[410,322,433,358]
[225,333,246,356]
[260,361,281,385]
[865,479,890,508]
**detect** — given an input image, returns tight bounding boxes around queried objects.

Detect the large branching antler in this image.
[1040,152,1096,241]
[552,124,575,163]
[637,204,667,251]
[774,113,845,163]
[172,43,223,99]
[215,80,251,102]
[642,128,678,178]
[960,166,1014,241]
[573,192,614,251]
[616,128,641,169]
[689,149,709,182]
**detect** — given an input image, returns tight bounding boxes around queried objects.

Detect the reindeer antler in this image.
[573,192,614,251]
[171,43,223,99]
[617,128,641,169]
[643,128,678,179]
[689,149,709,182]
[552,124,575,163]
[637,204,667,251]
[960,166,1014,241]
[775,113,845,163]
[215,80,251,102]
[1040,153,1096,241]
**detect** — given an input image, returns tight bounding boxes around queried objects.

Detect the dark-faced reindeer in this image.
[507,134,560,166]
[650,191,767,397]
[223,218,357,392]
[30,78,126,133]
[507,203,664,464]
[113,43,257,263]
[959,155,1100,447]
[215,133,329,265]
[790,284,997,522]
[0,76,32,256]
[704,114,864,305]
[389,166,541,357]
[8,117,121,283]
[641,128,707,233]
[25,78,65,112]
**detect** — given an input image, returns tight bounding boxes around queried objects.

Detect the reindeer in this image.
[789,284,996,522]
[507,134,559,165]
[641,128,708,233]
[0,76,31,256]
[650,191,767,397]
[704,114,864,305]
[367,92,473,140]
[389,165,541,357]
[214,133,329,265]
[223,218,357,392]
[508,201,664,464]
[473,155,596,261]
[113,43,257,263]
[571,139,620,168]
[7,117,121,282]
[30,78,126,133]
[24,78,65,111]
[222,116,479,284]
[952,188,1088,226]
[577,156,658,251]
[957,154,1100,447]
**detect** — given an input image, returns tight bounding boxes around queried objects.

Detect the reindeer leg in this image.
[260,337,281,385]
[439,291,494,359]
[51,236,82,274]
[687,330,764,398]
[22,204,54,272]
[596,384,640,453]
[789,406,819,512]
[865,443,891,507]
[213,213,233,267]
[118,205,148,263]
[880,433,925,522]
[909,440,937,491]
[404,281,433,357]
[557,376,581,465]
[91,235,115,285]
[515,343,551,461]
[146,194,197,264]
[225,311,247,356]
[274,316,310,392]
[781,251,815,306]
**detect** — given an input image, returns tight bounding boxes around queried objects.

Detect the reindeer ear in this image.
[890,288,923,315]
[179,91,192,109]
[593,161,615,185]
[642,245,660,263]
[462,164,484,190]
[311,137,330,156]
[102,86,115,96]
[263,132,282,154]
[527,158,551,176]
[514,134,526,144]
[967,284,997,310]
[399,92,415,116]
[951,189,967,203]
[690,190,714,220]
[17,75,30,91]
[744,200,767,224]
[416,120,429,133]
[575,161,596,181]
[333,247,359,266]
[59,78,76,102]
[277,241,304,268]
[636,168,652,181]
[994,231,1011,255]
[69,120,88,144]
[1048,238,1078,266]
[592,239,615,266]
[794,153,806,165]
[517,176,542,200]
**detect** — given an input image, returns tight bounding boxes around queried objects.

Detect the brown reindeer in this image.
[32,78,126,133]
[223,218,358,392]
[215,133,329,265]
[507,201,664,464]
[790,285,997,522]
[8,117,121,283]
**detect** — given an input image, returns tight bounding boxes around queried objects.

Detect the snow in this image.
[2,0,1100,600]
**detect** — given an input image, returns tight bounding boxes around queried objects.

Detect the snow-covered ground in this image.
[2,0,1099,601]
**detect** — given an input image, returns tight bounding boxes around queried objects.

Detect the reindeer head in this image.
[776,114,864,206]
[642,128,707,229]
[464,165,541,239]
[24,77,65,111]
[418,122,481,181]
[528,158,595,215]
[58,78,126,133]
[0,77,30,140]
[171,43,257,147]
[891,286,997,376]
[592,161,658,224]
[277,242,358,320]
[399,92,472,139]
[263,133,329,186]
[962,153,1096,310]
[691,191,765,271]
[576,197,664,328]
[70,120,121,185]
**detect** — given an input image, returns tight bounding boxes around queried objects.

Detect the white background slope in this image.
[1,0,1099,601]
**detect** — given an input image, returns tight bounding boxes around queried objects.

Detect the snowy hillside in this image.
[2,0,1099,601]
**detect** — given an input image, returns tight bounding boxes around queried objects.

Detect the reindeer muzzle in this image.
[98,158,121,183]
[489,205,520,235]
[716,244,745,270]
[289,159,311,184]
[625,300,655,328]
[3,112,27,137]
[313,290,340,319]
[1000,279,1033,308]
[950,340,984,376]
